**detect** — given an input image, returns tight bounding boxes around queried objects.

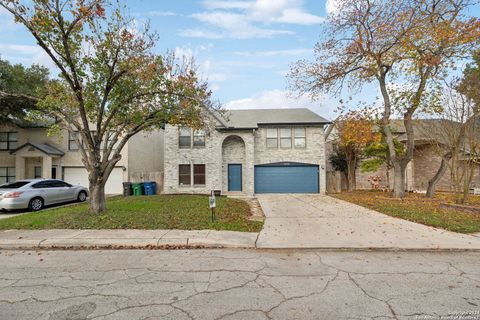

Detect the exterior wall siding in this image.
[0,124,129,181]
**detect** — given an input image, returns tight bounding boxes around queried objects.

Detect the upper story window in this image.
[294,128,306,148]
[179,128,191,148]
[0,132,17,151]
[266,127,307,149]
[280,128,292,148]
[193,130,205,147]
[0,167,15,184]
[179,127,205,148]
[68,132,78,151]
[266,128,278,148]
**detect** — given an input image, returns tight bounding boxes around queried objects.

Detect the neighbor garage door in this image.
[63,167,124,194]
[254,162,319,193]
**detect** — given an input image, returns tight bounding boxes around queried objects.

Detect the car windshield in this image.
[0,181,30,189]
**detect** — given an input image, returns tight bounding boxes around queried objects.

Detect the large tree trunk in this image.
[385,166,390,190]
[392,162,406,198]
[89,182,106,214]
[426,154,451,198]
[346,152,357,191]
[347,161,356,191]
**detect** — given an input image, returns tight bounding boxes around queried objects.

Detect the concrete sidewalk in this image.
[0,229,258,249]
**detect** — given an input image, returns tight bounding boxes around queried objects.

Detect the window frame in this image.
[178,164,191,186]
[0,167,15,184]
[68,131,79,151]
[266,128,278,148]
[193,130,206,148]
[0,132,18,151]
[179,127,192,149]
[280,128,292,149]
[294,127,306,149]
[193,164,206,186]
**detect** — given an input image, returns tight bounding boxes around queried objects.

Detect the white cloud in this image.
[225,89,334,120]
[234,48,312,57]
[0,44,56,71]
[185,11,293,39]
[199,59,228,82]
[182,0,323,39]
[325,0,341,16]
[149,11,176,17]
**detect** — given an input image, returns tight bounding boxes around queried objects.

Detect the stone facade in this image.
[163,118,327,196]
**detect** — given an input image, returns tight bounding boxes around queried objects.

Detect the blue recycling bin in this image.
[143,181,157,196]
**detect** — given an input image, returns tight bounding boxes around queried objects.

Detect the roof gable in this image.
[10,143,65,156]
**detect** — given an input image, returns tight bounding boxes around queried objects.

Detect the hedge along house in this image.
[163,108,330,196]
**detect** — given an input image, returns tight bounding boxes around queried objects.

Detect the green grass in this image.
[333,191,480,234]
[0,195,263,232]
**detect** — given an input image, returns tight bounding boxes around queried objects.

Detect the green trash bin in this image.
[132,182,144,196]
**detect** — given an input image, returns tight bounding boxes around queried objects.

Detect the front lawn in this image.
[332,191,480,234]
[0,195,262,232]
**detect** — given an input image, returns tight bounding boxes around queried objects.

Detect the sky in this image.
[1,0,479,121]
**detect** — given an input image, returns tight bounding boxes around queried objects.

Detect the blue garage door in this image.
[254,162,319,193]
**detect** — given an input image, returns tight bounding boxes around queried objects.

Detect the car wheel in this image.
[29,197,44,212]
[77,191,87,202]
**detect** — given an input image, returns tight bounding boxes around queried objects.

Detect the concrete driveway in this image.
[256,194,480,249]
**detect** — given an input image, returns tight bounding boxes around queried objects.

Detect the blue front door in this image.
[228,164,242,191]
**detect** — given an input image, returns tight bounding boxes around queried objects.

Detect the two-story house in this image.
[163,108,329,196]
[0,120,163,193]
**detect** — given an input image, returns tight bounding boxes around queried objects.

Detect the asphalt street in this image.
[0,249,479,320]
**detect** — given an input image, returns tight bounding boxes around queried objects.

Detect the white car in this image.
[0,179,88,212]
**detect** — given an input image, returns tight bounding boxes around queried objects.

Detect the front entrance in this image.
[228,164,242,192]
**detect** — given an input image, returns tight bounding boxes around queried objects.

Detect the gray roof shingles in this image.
[221,108,330,129]
[10,143,65,156]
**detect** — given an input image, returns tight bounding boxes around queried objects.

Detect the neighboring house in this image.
[326,118,480,192]
[163,108,329,196]
[0,120,163,194]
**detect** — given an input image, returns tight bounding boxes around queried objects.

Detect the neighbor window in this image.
[280,128,292,148]
[179,128,192,148]
[179,164,191,185]
[68,132,78,151]
[193,130,205,147]
[0,132,17,151]
[0,167,15,184]
[266,128,278,148]
[294,127,306,148]
[34,166,42,178]
[193,164,206,185]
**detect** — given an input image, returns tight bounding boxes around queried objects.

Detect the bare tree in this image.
[423,83,480,202]
[289,0,480,198]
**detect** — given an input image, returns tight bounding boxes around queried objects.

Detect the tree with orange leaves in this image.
[0,0,214,213]
[290,0,480,198]
[332,109,380,191]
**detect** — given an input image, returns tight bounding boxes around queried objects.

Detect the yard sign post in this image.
[209,191,216,222]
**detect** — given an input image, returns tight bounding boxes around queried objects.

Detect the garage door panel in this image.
[255,165,319,193]
[64,167,124,194]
